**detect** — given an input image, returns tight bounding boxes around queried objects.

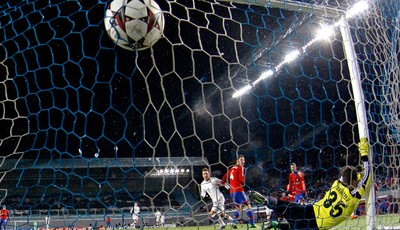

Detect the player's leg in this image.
[209,209,222,228]
[248,191,279,210]
[242,203,257,228]
[263,220,290,230]
[132,215,137,228]
[210,201,228,229]
[269,201,317,229]
[293,194,300,203]
[220,212,234,221]
[215,200,227,229]
[216,212,226,229]
[219,196,233,222]
[241,192,257,228]
[262,204,287,230]
[245,192,288,229]
[294,193,305,203]
[247,191,274,226]
[264,206,273,220]
[230,193,241,228]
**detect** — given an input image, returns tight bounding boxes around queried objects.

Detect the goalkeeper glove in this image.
[358,137,369,157]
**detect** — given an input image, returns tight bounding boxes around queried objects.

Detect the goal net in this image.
[0,0,398,229]
[13,220,47,230]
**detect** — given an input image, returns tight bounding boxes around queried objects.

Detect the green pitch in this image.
[332,214,400,229]
[134,214,399,230]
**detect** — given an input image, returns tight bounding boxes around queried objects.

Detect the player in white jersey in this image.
[160,213,165,227]
[155,209,162,227]
[200,168,233,229]
[130,202,140,228]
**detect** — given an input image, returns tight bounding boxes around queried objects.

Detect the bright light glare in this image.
[315,25,335,41]
[232,85,252,98]
[231,0,369,99]
[253,70,273,85]
[346,1,368,18]
[284,50,300,63]
[232,70,274,98]
[260,70,273,80]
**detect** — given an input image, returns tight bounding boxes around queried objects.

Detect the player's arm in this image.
[221,172,227,185]
[212,177,222,186]
[287,175,293,193]
[221,168,231,186]
[352,138,371,197]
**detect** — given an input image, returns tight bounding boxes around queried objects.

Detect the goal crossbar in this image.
[218,0,346,18]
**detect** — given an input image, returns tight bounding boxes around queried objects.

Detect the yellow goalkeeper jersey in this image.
[312,161,371,229]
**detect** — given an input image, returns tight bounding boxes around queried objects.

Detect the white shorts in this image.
[211,196,225,213]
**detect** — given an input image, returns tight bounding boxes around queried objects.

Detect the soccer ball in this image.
[104,0,165,51]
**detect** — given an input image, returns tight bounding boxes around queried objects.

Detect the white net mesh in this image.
[0,0,399,229]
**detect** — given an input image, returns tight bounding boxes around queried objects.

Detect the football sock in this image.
[246,208,254,225]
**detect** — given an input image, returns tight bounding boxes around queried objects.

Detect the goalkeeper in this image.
[255,138,371,229]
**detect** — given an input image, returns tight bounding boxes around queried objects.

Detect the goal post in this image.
[338,15,375,230]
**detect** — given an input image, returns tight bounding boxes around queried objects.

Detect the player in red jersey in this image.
[222,155,257,228]
[0,205,10,230]
[287,163,307,203]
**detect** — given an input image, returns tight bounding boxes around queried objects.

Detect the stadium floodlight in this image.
[346,1,368,19]
[284,50,300,64]
[244,3,374,96]
[275,50,301,71]
[152,168,192,176]
[232,85,253,98]
[255,70,274,83]
[315,25,335,41]
[232,1,369,99]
